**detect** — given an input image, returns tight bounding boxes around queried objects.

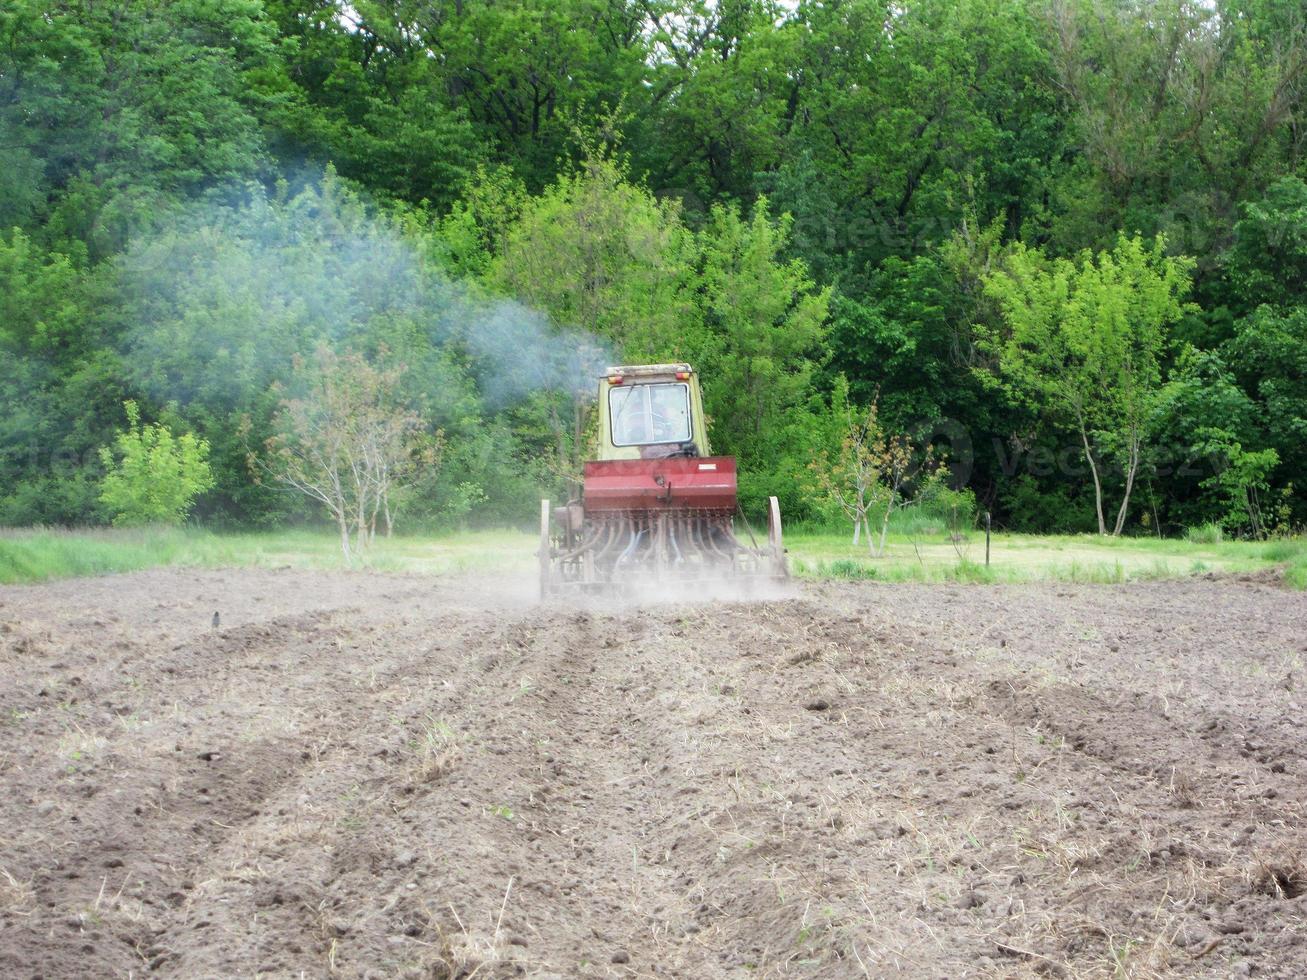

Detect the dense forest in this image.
[2,0,1305,536]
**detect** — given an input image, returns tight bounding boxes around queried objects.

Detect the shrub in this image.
[1184,522,1224,544]
[820,558,879,580]
[98,402,214,526]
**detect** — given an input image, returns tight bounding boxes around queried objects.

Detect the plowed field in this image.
[2,569,1305,978]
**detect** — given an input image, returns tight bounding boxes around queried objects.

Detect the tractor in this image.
[539,363,787,596]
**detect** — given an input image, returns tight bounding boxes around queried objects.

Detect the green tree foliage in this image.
[640,0,801,202]
[259,0,487,209]
[809,377,916,555]
[2,0,1306,534]
[98,402,214,526]
[416,0,650,180]
[436,166,531,280]
[259,346,434,557]
[0,0,276,254]
[113,172,534,526]
[493,149,697,360]
[1046,0,1307,258]
[486,152,827,507]
[1195,433,1280,538]
[1225,307,1307,512]
[1152,349,1265,529]
[763,0,1062,277]
[1216,177,1307,524]
[1224,177,1307,313]
[696,199,830,513]
[984,235,1195,534]
[0,229,117,524]
[0,229,82,355]
[488,147,698,487]
[263,0,650,193]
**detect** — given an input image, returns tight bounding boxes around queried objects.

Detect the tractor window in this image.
[610,382,692,446]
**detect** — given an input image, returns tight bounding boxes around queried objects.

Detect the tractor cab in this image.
[598,363,711,460]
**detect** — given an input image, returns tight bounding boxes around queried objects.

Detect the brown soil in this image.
[2,569,1306,978]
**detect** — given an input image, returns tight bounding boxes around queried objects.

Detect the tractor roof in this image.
[603,363,693,377]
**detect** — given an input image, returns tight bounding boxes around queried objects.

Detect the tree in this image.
[984,234,1194,535]
[298,0,650,188]
[259,0,487,210]
[371,422,445,541]
[1151,347,1266,531]
[1224,307,1307,518]
[763,0,1062,276]
[640,0,800,202]
[1046,0,1307,258]
[696,198,830,475]
[112,172,485,524]
[491,145,700,489]
[1224,176,1307,313]
[809,378,919,556]
[0,0,277,257]
[0,229,125,524]
[98,402,214,526]
[436,165,531,280]
[493,145,697,359]
[258,347,432,558]
[1211,177,1307,525]
[1193,431,1280,538]
[7,0,1307,538]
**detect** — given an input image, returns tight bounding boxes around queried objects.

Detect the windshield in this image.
[609,382,692,446]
